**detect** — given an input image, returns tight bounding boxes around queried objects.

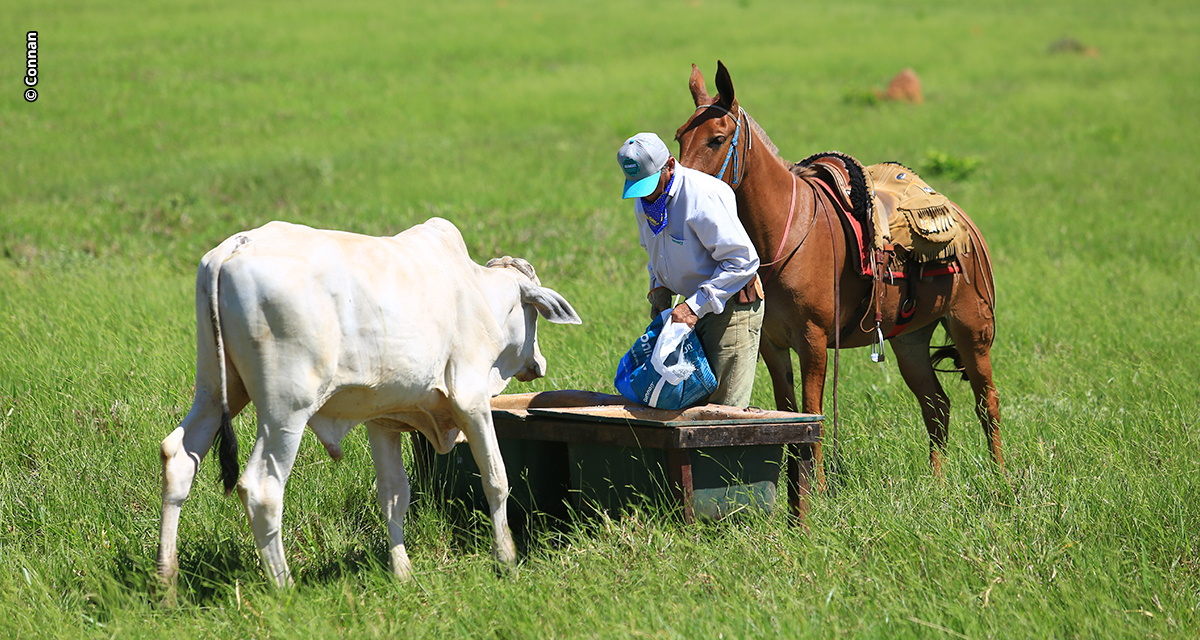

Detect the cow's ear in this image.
[520,281,582,325]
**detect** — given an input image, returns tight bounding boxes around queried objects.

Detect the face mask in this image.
[641,172,674,235]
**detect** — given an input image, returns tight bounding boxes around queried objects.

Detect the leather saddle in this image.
[793,151,887,278]
[793,153,970,278]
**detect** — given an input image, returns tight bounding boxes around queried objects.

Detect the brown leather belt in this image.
[736,274,764,304]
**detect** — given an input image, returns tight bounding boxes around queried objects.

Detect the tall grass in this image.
[2,0,1198,637]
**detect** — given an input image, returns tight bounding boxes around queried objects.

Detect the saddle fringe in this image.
[870,162,970,265]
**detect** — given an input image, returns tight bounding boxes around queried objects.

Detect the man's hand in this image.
[670,302,698,328]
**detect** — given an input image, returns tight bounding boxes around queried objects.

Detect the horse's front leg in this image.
[794,329,830,494]
[759,337,798,412]
[759,338,813,522]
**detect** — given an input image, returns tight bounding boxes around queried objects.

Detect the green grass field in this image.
[2,1,1198,637]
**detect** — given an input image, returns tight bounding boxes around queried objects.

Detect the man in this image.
[618,132,764,408]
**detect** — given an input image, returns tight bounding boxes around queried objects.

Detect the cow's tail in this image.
[206,237,244,496]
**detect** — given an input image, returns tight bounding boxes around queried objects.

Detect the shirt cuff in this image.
[685,290,722,318]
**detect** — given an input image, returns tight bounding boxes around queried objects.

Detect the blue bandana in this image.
[641,172,674,235]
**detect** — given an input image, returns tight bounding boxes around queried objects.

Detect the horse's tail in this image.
[930,319,968,381]
[931,204,996,382]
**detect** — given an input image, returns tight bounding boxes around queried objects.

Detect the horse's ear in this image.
[714,60,736,109]
[689,63,710,106]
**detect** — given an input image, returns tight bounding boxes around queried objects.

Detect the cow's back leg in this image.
[157,368,249,591]
[236,405,311,588]
[889,322,951,474]
[365,421,414,581]
[456,397,517,569]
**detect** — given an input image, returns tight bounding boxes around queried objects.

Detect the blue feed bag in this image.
[614,312,717,410]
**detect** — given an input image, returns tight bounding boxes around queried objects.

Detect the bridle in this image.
[687,102,753,189]
[687,102,805,283]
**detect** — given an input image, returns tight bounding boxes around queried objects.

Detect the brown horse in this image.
[674,62,1003,478]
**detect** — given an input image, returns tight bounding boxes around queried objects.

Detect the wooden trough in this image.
[412,390,823,526]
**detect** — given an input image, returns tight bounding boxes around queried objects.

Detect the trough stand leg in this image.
[787,443,814,528]
[667,448,695,524]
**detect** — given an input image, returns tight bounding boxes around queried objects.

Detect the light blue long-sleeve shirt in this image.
[636,165,759,318]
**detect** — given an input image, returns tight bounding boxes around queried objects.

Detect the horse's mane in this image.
[743,109,822,180]
[742,111,782,161]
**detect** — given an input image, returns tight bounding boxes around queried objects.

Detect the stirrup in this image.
[870,323,887,363]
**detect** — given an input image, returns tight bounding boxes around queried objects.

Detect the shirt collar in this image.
[666,165,684,197]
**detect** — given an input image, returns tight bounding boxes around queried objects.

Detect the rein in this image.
[761,174,798,284]
[688,102,843,482]
[767,173,844,491]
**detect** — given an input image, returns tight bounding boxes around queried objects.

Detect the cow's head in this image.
[485,257,581,389]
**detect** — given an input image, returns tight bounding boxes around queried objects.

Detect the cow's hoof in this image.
[492,540,519,578]
[155,579,179,608]
[492,558,519,579]
[391,546,414,582]
[495,538,517,567]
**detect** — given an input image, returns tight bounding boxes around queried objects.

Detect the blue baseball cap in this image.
[618,133,670,199]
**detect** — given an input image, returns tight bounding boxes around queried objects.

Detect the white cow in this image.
[156,218,581,589]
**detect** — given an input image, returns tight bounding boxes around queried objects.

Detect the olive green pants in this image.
[694,299,764,408]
